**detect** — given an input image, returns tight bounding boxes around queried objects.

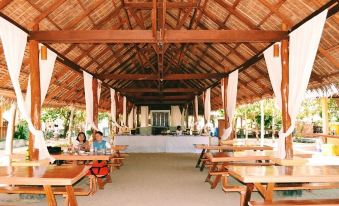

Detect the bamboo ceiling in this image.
[0,0,338,111]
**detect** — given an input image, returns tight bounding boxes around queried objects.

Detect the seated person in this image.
[73,132,90,151]
[92,131,111,152]
[176,126,183,135]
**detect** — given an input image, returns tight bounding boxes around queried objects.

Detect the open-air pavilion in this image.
[0,0,338,205]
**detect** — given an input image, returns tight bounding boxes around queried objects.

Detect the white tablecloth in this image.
[114,135,209,153]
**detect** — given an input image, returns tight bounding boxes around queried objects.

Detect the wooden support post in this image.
[29,25,41,161]
[280,23,293,159]
[92,78,98,133]
[321,97,329,143]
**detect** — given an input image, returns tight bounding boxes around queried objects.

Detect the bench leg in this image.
[66,185,78,206]
[106,174,112,183]
[43,185,57,206]
[97,177,105,190]
[211,175,221,189]
[243,183,254,206]
[205,162,217,182]
[196,149,206,168]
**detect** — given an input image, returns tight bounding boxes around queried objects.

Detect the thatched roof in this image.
[0,0,338,111]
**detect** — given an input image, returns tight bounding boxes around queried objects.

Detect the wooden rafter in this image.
[29,30,287,43]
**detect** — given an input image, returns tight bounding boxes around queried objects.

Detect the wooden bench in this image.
[249,199,339,206]
[0,176,96,206]
[223,183,339,206]
[0,186,91,206]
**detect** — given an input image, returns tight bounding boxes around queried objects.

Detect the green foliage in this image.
[328,99,339,122]
[99,112,109,121]
[14,120,29,140]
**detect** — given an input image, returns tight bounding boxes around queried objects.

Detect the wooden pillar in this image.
[29,25,41,161]
[281,23,293,159]
[92,78,98,133]
[321,97,329,143]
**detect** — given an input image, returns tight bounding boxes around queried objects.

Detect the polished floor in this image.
[1,153,338,206]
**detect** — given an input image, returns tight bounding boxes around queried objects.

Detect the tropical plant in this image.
[14,120,29,140]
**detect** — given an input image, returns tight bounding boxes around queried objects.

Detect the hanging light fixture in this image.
[41,45,47,60]
[273,43,279,57]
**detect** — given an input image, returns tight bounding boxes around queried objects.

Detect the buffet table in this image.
[114,135,209,153]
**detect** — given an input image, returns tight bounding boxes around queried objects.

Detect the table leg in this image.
[200,149,209,171]
[43,185,57,206]
[243,183,254,206]
[66,185,78,206]
[196,149,206,168]
[264,183,275,201]
[254,182,275,201]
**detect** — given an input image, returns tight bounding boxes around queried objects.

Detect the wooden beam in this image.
[130,95,194,101]
[124,2,197,9]
[30,30,155,43]
[99,73,226,80]
[0,0,12,10]
[29,30,287,43]
[164,30,287,43]
[118,87,199,93]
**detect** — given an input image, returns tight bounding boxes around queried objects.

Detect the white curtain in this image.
[4,104,16,162]
[110,88,117,124]
[134,106,137,128]
[140,106,148,127]
[204,88,211,125]
[0,17,53,162]
[194,95,198,128]
[264,42,282,109]
[25,44,57,114]
[171,106,182,127]
[181,107,186,128]
[264,10,328,158]
[122,96,127,126]
[83,71,98,130]
[128,107,134,129]
[221,70,238,140]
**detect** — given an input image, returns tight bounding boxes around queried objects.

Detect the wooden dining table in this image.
[205,151,274,189]
[0,165,90,206]
[52,152,112,161]
[227,165,339,205]
[194,144,273,171]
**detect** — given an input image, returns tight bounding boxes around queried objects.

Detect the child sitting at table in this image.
[92,131,111,153]
[74,132,90,151]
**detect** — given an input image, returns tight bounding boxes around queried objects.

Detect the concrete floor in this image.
[1,153,338,206]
